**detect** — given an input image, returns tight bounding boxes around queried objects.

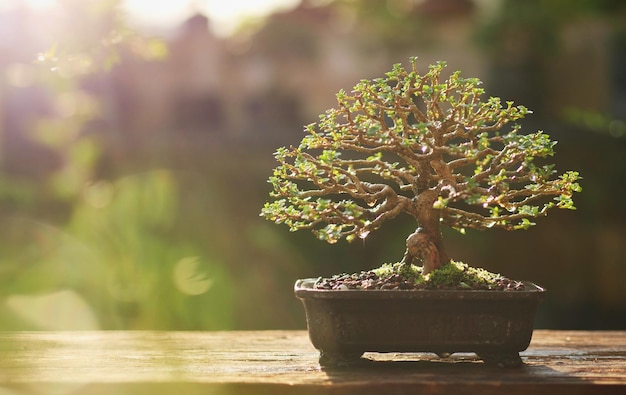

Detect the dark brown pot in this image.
[295,278,545,368]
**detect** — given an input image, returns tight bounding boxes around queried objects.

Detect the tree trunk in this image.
[402,189,449,274]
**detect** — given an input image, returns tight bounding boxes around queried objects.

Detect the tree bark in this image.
[402,189,449,274]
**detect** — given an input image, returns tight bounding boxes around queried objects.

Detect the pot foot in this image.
[477,351,523,368]
[319,350,363,368]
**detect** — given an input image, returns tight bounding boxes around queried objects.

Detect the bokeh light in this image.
[1,0,625,330]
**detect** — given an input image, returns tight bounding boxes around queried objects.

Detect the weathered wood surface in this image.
[0,330,624,394]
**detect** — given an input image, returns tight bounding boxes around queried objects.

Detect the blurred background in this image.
[0,0,624,331]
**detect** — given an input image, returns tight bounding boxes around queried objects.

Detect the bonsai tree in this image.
[262,58,581,277]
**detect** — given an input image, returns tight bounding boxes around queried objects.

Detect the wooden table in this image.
[0,330,624,394]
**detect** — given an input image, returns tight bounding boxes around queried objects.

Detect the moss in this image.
[426,261,500,289]
[372,262,424,283]
[316,261,507,290]
[371,260,500,289]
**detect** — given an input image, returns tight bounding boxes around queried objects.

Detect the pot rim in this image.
[295,278,545,300]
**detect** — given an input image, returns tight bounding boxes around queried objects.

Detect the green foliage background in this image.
[0,0,624,330]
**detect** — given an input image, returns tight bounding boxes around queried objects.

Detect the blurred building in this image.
[0,0,625,330]
[75,0,625,147]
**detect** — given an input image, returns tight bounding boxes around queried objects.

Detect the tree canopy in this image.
[262,58,581,271]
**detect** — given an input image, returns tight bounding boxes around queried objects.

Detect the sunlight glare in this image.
[2,0,301,37]
[122,0,300,36]
[122,0,194,29]
[0,0,57,11]
[203,0,300,35]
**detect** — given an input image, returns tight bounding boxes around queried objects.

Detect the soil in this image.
[314,268,526,291]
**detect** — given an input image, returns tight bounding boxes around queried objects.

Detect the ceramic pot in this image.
[295,278,545,368]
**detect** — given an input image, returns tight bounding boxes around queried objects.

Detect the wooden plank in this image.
[0,330,624,394]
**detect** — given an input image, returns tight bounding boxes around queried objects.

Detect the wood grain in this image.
[0,330,624,394]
